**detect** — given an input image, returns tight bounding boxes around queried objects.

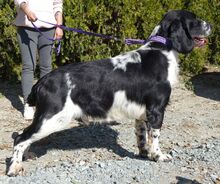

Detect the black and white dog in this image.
[7,10,211,176]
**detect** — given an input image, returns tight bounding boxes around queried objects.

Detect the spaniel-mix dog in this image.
[7,10,211,176]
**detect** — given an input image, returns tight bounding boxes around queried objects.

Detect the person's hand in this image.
[54,11,63,40]
[20,2,37,22]
[54,26,63,40]
[26,10,37,22]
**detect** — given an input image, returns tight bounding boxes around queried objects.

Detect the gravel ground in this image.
[0,71,219,184]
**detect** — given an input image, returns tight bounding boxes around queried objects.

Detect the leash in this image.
[31,21,62,55]
[31,19,147,55]
[32,19,171,55]
[37,19,147,44]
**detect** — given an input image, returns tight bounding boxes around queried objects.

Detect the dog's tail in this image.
[27,82,39,107]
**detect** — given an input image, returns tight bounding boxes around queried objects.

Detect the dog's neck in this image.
[144,25,173,49]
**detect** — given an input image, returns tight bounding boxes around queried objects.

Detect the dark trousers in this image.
[17,26,55,102]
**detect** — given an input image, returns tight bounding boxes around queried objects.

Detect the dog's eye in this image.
[189,20,200,28]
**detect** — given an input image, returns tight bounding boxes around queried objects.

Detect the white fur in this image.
[162,50,179,86]
[111,51,141,71]
[147,128,172,161]
[202,21,212,36]
[12,141,31,162]
[149,25,161,36]
[106,91,146,122]
[66,73,75,89]
[30,91,83,142]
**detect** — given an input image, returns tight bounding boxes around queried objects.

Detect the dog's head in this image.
[153,10,212,54]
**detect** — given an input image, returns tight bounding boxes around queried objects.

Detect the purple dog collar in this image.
[148,35,172,46]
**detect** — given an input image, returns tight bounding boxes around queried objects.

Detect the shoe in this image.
[23,103,35,120]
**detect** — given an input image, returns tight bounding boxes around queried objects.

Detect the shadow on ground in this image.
[0,80,23,113]
[28,122,136,159]
[5,122,138,174]
[190,72,220,101]
[176,176,201,184]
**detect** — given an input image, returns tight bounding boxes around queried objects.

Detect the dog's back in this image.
[28,49,171,121]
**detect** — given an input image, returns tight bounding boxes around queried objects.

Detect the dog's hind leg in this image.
[7,93,83,176]
[135,117,148,157]
[7,113,76,176]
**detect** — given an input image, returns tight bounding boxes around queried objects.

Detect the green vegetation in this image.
[0,0,219,81]
[0,92,3,98]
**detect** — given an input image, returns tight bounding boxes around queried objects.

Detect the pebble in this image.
[79,160,86,166]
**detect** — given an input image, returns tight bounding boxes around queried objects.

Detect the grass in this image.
[0,92,4,99]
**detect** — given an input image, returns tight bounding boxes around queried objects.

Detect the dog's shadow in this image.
[29,121,136,160]
[190,72,220,101]
[5,121,138,175]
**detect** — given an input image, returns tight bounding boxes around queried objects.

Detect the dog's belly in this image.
[106,91,146,122]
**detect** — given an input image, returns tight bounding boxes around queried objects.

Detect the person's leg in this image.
[17,27,38,103]
[17,27,38,119]
[38,28,55,78]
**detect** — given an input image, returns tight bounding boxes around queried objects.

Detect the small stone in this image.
[181,167,187,172]
[98,162,105,168]
[79,160,86,166]
[170,149,179,157]
[133,176,140,182]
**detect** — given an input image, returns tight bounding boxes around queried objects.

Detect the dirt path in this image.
[0,71,219,183]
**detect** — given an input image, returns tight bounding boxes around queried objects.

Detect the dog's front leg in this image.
[147,127,172,161]
[146,109,172,162]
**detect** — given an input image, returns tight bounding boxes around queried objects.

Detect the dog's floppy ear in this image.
[169,19,194,54]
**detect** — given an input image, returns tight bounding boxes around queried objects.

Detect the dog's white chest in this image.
[106,91,146,122]
[162,50,179,86]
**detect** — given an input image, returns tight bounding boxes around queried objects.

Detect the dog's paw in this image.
[147,152,172,162]
[156,153,172,162]
[7,161,24,177]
